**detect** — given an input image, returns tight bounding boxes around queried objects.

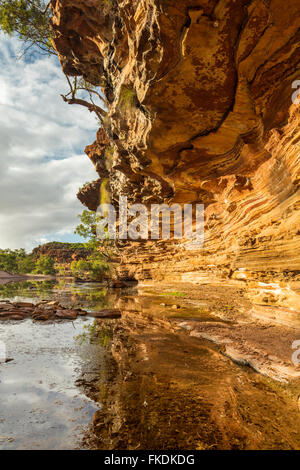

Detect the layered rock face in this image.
[51,1,300,285]
[32,242,91,263]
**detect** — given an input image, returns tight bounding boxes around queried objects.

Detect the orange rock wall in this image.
[51,0,300,284]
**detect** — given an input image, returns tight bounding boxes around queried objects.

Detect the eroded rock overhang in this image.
[50,0,300,284]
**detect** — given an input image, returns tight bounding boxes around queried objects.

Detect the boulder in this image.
[55,309,77,320]
[108,280,128,289]
[89,309,122,319]
[10,315,24,321]
[14,302,35,308]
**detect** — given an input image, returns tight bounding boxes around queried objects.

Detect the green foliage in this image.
[0,279,56,298]
[0,248,29,273]
[74,209,100,242]
[33,241,88,253]
[17,256,36,273]
[89,257,110,280]
[0,0,55,56]
[33,255,55,275]
[0,248,55,275]
[71,259,90,277]
[162,291,187,298]
[74,322,113,348]
[71,253,109,281]
[56,264,67,276]
[74,209,119,279]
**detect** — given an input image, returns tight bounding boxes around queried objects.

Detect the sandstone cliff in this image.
[32,242,92,263]
[50,0,300,288]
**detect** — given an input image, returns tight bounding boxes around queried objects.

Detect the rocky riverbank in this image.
[0,300,121,322]
[1,278,300,449]
[85,303,300,450]
[114,281,300,384]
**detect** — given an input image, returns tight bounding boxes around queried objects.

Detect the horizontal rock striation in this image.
[32,242,92,263]
[51,1,300,286]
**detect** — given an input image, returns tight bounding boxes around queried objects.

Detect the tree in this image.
[71,259,90,279]
[33,255,55,274]
[0,248,38,274]
[0,248,18,272]
[71,255,109,281]
[75,210,100,246]
[0,248,28,273]
[0,0,55,56]
[75,209,119,265]
[62,76,107,126]
[0,1,108,119]
[18,256,36,273]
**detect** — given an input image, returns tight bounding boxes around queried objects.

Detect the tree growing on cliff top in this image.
[0,0,55,56]
[0,1,107,125]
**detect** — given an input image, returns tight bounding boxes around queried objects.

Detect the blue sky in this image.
[0,33,98,250]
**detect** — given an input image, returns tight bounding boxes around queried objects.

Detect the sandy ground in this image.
[0,271,28,285]
[0,271,56,285]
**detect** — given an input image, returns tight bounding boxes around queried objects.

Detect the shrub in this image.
[89,258,110,280]
[71,256,109,281]
[33,255,55,275]
[17,256,36,274]
[70,259,91,279]
[0,248,33,273]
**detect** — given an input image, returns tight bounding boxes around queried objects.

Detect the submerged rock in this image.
[0,301,121,322]
[108,280,128,289]
[55,309,77,320]
[89,309,122,319]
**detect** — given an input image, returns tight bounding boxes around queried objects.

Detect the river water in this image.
[0,279,300,450]
[0,280,117,450]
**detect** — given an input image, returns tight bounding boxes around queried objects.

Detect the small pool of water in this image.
[0,279,119,311]
[0,280,116,450]
[1,279,300,450]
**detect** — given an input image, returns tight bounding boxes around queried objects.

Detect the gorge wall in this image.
[50,0,300,287]
[32,242,91,263]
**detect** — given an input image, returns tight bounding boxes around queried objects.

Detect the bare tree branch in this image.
[61,94,106,116]
[76,87,107,106]
[27,0,51,15]
[61,74,106,124]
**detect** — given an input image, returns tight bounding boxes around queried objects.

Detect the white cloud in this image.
[0,34,98,250]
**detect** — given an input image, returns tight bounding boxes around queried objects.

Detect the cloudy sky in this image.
[0,33,98,251]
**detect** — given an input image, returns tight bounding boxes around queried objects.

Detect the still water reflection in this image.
[0,280,114,450]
